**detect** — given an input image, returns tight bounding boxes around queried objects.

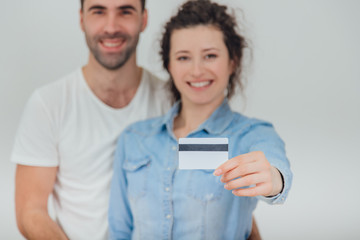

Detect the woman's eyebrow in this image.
[174,50,190,55]
[203,47,220,52]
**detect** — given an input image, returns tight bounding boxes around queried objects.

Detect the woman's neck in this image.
[173,97,224,139]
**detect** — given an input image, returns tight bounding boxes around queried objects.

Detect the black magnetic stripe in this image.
[178,144,228,151]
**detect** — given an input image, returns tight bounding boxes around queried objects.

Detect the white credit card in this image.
[178,138,228,169]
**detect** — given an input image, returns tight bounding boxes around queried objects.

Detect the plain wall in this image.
[1,0,359,239]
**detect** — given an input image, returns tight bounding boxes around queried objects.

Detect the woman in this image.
[109,0,292,239]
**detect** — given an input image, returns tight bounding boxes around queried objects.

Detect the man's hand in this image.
[214,151,283,197]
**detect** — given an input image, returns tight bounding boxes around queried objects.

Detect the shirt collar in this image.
[161,98,234,136]
[161,101,181,136]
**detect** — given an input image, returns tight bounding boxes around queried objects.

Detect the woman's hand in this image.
[213,151,283,197]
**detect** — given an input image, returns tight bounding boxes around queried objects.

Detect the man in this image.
[13,0,168,239]
[12,0,261,239]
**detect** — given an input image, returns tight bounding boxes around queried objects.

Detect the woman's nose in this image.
[190,60,204,78]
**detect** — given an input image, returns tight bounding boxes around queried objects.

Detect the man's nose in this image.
[104,13,119,34]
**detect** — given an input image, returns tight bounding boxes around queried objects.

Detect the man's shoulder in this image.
[26,68,83,114]
[142,69,167,90]
[36,68,82,95]
[141,68,171,110]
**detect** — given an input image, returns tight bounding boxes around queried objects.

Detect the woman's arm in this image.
[214,122,292,204]
[108,134,133,240]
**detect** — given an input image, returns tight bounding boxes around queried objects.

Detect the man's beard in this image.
[85,31,140,70]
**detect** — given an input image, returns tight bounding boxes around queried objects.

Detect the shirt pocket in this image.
[186,169,224,203]
[123,156,151,200]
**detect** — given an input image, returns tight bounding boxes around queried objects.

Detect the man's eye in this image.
[121,10,132,15]
[93,10,104,15]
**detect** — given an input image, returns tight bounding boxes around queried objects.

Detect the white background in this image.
[1,0,359,239]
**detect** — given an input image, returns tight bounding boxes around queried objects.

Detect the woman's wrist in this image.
[265,166,284,197]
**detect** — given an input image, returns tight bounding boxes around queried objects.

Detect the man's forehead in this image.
[84,0,142,9]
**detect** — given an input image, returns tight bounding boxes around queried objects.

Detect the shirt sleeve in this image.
[11,91,59,166]
[242,121,293,205]
[108,132,133,240]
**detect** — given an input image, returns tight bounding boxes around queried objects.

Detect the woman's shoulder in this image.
[230,112,274,133]
[117,115,168,160]
[227,112,284,154]
[122,115,166,138]
[224,111,283,144]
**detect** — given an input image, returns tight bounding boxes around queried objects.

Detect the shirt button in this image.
[165,187,170,192]
[166,214,171,219]
[172,146,177,151]
[167,167,171,171]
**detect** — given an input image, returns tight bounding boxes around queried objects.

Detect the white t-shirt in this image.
[11,68,170,240]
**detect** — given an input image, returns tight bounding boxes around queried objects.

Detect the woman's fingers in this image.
[231,183,271,197]
[213,152,257,176]
[223,172,270,191]
[222,166,282,197]
[220,161,262,183]
[219,151,271,183]
[213,151,283,197]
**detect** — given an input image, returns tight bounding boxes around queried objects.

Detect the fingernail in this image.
[213,169,222,176]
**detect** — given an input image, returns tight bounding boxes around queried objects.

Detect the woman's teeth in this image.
[189,81,211,88]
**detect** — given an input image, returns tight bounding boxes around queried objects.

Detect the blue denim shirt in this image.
[109,100,292,240]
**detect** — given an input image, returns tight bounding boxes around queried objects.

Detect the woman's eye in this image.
[177,56,189,61]
[205,54,217,59]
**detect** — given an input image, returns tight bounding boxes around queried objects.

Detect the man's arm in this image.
[15,165,68,240]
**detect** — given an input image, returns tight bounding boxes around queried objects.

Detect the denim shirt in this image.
[109,100,292,240]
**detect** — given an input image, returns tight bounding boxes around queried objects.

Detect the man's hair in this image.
[80,0,146,11]
[160,0,249,102]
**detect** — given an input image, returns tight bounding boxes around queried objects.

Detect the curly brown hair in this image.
[80,0,146,11]
[160,0,249,103]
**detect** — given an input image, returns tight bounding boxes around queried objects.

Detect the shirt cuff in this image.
[258,166,292,205]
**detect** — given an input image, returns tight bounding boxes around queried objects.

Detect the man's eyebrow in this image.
[88,5,106,12]
[118,5,137,12]
[87,5,137,12]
